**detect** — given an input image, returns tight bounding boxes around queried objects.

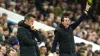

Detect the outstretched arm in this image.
[70,3,90,30]
[70,12,87,30]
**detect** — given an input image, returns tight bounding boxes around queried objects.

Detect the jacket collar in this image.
[18,20,31,29]
[59,24,70,30]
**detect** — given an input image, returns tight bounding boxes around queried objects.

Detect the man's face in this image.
[13,44,19,50]
[62,18,70,28]
[8,50,17,56]
[1,46,6,54]
[2,16,7,21]
[26,17,35,26]
[41,47,47,54]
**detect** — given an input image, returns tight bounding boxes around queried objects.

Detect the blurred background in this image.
[0,0,100,56]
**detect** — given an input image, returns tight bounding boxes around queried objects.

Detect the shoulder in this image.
[55,27,59,32]
[54,27,62,34]
[18,26,26,29]
[17,26,28,36]
[17,26,27,32]
[68,25,74,30]
[55,27,61,30]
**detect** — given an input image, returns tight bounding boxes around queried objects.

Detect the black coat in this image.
[52,12,87,53]
[17,20,41,56]
[53,24,76,53]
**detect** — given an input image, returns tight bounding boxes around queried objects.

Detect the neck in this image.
[60,24,68,29]
[65,25,69,28]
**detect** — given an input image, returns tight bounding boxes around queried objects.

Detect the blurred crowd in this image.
[0,0,100,56]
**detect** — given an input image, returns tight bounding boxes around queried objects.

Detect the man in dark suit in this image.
[52,4,90,56]
[17,13,41,56]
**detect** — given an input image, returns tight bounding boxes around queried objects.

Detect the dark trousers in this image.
[60,53,75,56]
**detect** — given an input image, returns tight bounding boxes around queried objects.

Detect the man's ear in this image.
[24,19,28,23]
[26,19,29,22]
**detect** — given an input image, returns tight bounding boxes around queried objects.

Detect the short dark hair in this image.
[2,13,7,16]
[61,11,71,22]
[40,46,46,49]
[24,13,36,20]
[61,16,64,22]
[61,16,69,22]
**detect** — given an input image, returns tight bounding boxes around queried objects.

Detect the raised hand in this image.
[85,2,91,12]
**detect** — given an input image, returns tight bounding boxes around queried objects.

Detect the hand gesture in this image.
[31,26,34,30]
[85,2,90,11]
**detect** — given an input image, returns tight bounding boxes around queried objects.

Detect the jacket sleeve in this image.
[32,30,42,42]
[52,30,60,53]
[17,27,35,46]
[70,12,87,30]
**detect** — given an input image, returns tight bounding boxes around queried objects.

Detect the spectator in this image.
[0,43,7,56]
[96,38,100,45]
[0,0,100,56]
[40,46,47,56]
[94,50,100,56]
[87,51,93,56]
[87,44,93,52]
[7,48,17,56]
[75,43,82,56]
[11,40,19,51]
[0,26,5,42]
